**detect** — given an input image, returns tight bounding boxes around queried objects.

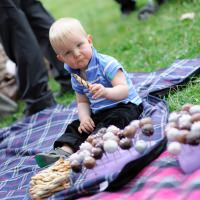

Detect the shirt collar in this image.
[86,47,97,71]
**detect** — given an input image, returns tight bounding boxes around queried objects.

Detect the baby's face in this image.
[57,34,93,70]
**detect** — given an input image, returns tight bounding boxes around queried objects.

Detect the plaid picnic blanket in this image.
[80,151,200,200]
[0,58,199,200]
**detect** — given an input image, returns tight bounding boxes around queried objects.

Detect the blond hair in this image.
[49,18,87,54]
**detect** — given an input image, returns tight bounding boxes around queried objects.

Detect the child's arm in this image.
[89,69,129,100]
[76,92,95,134]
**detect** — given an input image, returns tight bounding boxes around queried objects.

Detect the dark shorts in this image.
[54,102,143,151]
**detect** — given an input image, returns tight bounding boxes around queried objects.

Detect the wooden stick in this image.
[72,73,90,89]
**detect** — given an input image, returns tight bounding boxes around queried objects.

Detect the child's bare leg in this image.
[61,145,74,154]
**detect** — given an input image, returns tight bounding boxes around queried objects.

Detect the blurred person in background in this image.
[0,0,72,116]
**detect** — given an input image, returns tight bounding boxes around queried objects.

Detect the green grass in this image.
[1,0,200,127]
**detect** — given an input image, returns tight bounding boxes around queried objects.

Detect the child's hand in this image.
[78,117,95,134]
[89,83,107,99]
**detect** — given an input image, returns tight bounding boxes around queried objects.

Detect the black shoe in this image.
[138,2,159,20]
[35,147,71,168]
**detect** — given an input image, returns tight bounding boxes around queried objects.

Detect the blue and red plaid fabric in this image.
[0,58,199,200]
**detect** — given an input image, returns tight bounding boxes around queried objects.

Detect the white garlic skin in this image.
[190,105,200,114]
[103,140,118,153]
[191,122,200,136]
[130,120,140,129]
[166,128,180,141]
[167,142,181,155]
[78,150,91,162]
[106,125,120,134]
[135,140,147,153]
[178,114,192,129]
[79,142,93,151]
[103,131,117,141]
[168,112,180,123]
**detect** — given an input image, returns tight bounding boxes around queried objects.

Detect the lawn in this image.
[1,0,200,128]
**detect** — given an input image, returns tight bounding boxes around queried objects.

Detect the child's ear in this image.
[57,54,64,62]
[87,34,93,44]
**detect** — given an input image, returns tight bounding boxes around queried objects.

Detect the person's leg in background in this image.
[138,0,167,20]
[20,0,72,96]
[0,0,56,116]
[114,0,137,15]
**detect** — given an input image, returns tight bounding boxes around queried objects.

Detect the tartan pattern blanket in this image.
[0,58,199,200]
[80,151,200,200]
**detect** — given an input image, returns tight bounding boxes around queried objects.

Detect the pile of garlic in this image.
[165,104,200,154]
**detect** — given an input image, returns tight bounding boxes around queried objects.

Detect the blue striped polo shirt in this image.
[64,47,142,114]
